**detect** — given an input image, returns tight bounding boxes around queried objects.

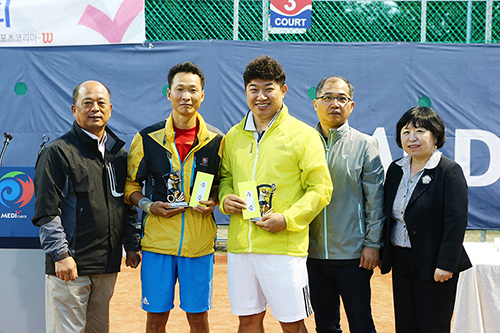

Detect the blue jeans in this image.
[307,259,376,333]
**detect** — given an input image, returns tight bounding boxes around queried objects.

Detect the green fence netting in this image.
[145,0,499,43]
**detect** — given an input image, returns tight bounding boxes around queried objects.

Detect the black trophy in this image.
[256,183,276,216]
[162,171,188,208]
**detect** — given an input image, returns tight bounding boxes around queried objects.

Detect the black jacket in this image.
[381,155,472,281]
[32,121,140,275]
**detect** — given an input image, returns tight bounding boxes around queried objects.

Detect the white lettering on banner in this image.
[372,128,500,187]
[373,127,393,173]
[455,129,500,187]
[1,212,28,218]
[274,18,307,27]
[284,0,297,11]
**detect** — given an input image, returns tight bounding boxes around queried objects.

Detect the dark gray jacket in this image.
[32,121,140,275]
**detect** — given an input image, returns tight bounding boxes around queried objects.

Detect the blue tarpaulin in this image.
[1,40,499,229]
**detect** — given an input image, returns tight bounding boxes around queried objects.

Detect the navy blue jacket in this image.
[381,155,472,281]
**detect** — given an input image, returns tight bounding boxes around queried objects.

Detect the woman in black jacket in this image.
[380,106,472,333]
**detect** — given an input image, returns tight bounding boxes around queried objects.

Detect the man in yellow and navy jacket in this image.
[125,62,223,333]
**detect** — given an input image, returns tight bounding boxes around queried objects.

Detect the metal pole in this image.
[466,0,472,43]
[233,0,240,41]
[485,0,493,43]
[420,0,427,43]
[263,0,269,41]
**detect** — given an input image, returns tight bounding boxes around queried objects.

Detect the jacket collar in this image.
[240,104,289,134]
[163,112,210,145]
[71,121,125,155]
[315,120,350,147]
[396,149,442,170]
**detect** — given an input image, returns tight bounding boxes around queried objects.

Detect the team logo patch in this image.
[201,157,209,166]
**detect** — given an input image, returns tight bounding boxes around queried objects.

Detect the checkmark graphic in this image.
[78,0,143,43]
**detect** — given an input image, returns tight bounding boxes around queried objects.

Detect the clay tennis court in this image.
[110,252,395,332]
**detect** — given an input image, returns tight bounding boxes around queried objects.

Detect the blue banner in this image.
[1,41,499,230]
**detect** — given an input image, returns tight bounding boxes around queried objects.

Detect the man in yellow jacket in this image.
[219,55,333,333]
[125,62,223,333]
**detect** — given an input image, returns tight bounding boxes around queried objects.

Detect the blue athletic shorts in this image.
[140,251,213,313]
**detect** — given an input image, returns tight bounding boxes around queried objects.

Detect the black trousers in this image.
[307,259,376,333]
[392,246,459,333]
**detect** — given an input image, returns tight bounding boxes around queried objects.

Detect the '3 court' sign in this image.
[270,0,312,29]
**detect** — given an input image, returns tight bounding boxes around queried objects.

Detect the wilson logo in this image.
[42,33,53,43]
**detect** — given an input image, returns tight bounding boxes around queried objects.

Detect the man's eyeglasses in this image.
[316,95,352,105]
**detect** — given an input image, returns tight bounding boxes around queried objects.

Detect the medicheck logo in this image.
[270,0,312,29]
[0,171,34,219]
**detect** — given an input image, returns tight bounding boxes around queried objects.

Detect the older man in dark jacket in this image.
[32,80,141,333]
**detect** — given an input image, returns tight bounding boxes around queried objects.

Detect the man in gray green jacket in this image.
[308,76,385,333]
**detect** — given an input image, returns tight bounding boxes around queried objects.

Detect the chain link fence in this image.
[465,229,500,242]
[145,0,499,43]
[214,227,500,244]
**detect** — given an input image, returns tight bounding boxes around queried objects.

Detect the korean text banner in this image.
[0,0,145,46]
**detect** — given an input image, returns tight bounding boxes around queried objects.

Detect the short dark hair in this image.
[167,61,205,89]
[72,81,111,105]
[396,106,446,149]
[315,75,354,99]
[243,55,286,88]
